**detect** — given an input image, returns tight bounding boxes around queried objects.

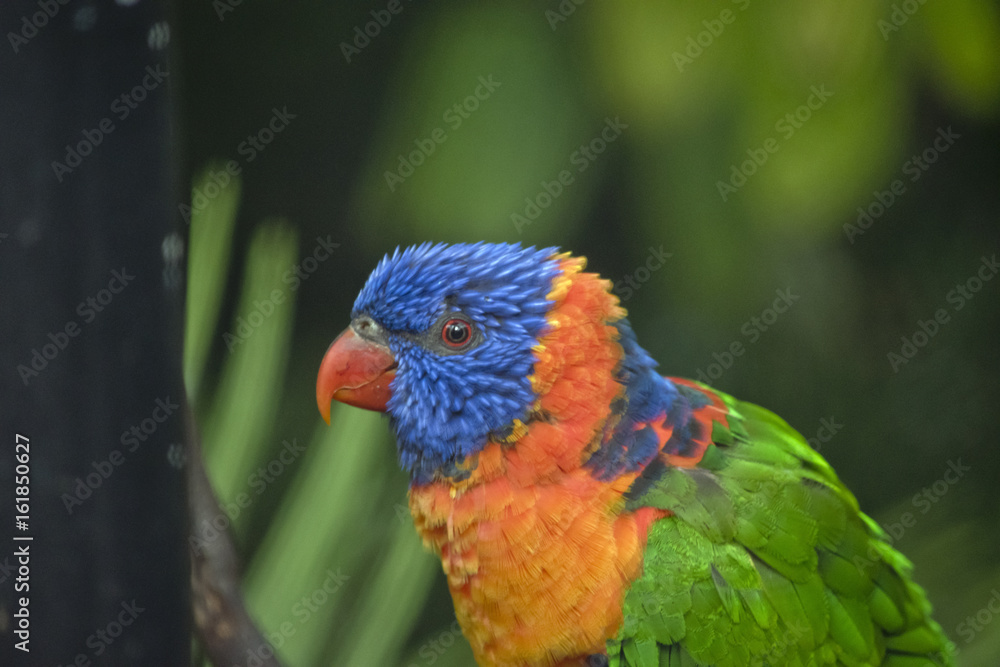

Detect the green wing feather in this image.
[607,384,955,667]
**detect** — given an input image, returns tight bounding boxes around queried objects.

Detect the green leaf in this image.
[201,222,297,507]
[183,165,240,401]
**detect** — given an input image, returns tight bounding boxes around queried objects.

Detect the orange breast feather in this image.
[409,258,668,667]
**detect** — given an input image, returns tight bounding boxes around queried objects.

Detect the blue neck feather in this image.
[584,319,709,481]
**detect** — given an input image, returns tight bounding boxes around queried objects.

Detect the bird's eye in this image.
[441,318,472,348]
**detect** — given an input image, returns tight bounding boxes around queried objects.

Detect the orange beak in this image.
[316,326,396,423]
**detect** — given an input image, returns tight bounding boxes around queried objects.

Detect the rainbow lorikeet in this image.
[316,243,954,667]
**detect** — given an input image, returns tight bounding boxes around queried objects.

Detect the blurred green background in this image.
[177,1,1000,665]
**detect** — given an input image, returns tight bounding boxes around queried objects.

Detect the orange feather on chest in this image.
[408,258,668,667]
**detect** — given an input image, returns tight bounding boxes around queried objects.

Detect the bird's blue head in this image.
[317,242,561,483]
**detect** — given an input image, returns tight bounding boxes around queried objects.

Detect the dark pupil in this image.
[445,321,468,344]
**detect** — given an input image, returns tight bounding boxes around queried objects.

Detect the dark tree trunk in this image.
[0,0,190,664]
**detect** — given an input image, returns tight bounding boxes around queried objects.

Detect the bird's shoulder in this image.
[609,380,955,667]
